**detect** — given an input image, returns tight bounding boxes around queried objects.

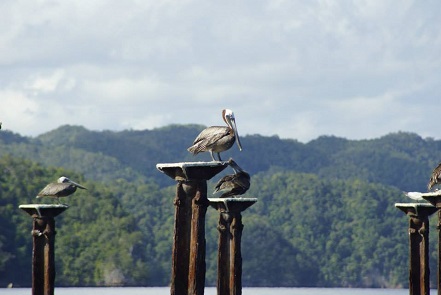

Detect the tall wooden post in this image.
[422,193,441,295]
[217,211,230,293]
[157,161,228,295]
[186,180,209,294]
[210,198,257,295]
[170,181,191,293]
[396,203,437,295]
[19,204,68,295]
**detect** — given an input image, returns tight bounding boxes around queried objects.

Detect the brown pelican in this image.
[188,109,243,161]
[428,162,441,191]
[36,176,87,204]
[213,158,250,198]
[403,191,424,201]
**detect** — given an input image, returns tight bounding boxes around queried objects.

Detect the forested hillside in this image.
[0,125,439,288]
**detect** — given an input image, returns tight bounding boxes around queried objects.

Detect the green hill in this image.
[1,125,438,191]
[0,125,439,287]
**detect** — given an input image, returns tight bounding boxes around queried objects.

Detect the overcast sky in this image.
[1,0,440,142]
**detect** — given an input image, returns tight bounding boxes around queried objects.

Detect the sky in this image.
[0,0,440,143]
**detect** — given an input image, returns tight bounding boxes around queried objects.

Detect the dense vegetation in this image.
[0,125,440,288]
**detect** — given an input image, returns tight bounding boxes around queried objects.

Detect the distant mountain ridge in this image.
[0,124,437,191]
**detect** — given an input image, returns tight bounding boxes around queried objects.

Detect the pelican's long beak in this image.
[228,159,243,173]
[69,180,87,190]
[229,117,243,151]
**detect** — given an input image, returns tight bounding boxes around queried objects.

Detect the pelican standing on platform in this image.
[36,176,87,204]
[428,162,441,191]
[188,109,243,161]
[213,158,250,198]
[403,191,424,201]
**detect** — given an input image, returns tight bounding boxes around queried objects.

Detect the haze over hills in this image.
[0,124,439,287]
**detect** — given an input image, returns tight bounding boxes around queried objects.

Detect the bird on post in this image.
[187,109,243,161]
[36,176,87,204]
[213,158,250,198]
[428,162,441,191]
[403,191,424,202]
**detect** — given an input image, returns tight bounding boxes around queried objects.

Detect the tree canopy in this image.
[0,126,438,287]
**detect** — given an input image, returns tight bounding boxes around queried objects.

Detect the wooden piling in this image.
[157,161,228,295]
[187,180,209,294]
[422,193,441,295]
[396,203,437,295]
[217,211,230,293]
[210,198,257,295]
[19,204,68,295]
[170,182,191,294]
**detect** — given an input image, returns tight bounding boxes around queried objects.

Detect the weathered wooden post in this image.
[422,192,441,295]
[209,197,257,295]
[157,161,228,295]
[396,203,437,295]
[19,204,68,295]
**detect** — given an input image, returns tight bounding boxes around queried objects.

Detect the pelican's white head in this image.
[222,109,243,151]
[57,176,87,189]
[58,176,70,183]
[222,109,234,120]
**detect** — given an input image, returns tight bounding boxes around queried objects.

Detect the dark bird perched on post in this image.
[213,158,250,198]
[36,176,87,204]
[428,162,441,191]
[187,109,243,161]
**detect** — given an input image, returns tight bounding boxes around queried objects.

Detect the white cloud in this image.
[0,0,440,142]
[0,90,40,133]
[26,70,68,93]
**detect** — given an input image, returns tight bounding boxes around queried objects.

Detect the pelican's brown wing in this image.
[188,126,230,154]
[234,172,251,191]
[214,172,250,198]
[429,162,441,190]
[37,183,76,198]
[214,174,235,193]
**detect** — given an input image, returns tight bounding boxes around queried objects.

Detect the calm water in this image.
[1,287,413,295]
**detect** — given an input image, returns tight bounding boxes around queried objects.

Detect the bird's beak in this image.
[229,117,242,151]
[69,180,87,190]
[228,159,243,173]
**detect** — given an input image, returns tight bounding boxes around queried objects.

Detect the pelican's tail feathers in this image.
[187,145,200,155]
